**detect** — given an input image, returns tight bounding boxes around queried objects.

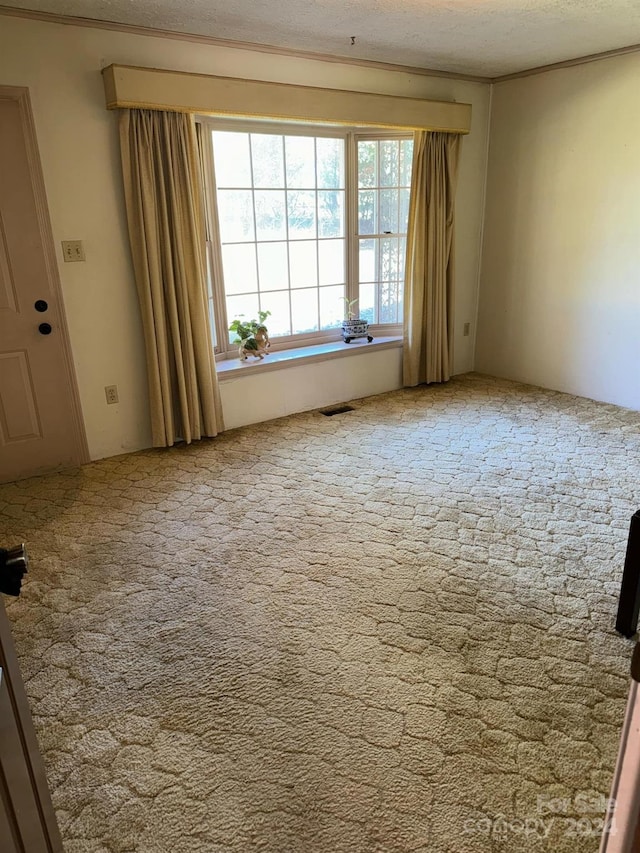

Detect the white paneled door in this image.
[0,89,87,483]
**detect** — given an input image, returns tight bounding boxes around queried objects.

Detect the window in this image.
[357,139,413,326]
[200,120,413,356]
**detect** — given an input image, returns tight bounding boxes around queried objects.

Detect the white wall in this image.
[476,53,640,410]
[0,14,490,459]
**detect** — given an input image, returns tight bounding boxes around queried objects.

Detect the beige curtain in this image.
[119,108,223,446]
[403,131,461,386]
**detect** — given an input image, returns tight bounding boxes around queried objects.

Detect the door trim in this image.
[0,595,64,852]
[0,85,89,469]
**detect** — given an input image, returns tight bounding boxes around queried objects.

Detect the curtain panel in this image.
[119,108,223,447]
[403,131,461,387]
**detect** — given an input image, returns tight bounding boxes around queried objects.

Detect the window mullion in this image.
[376,236,382,326]
[346,134,358,312]
[314,138,321,332]
[375,141,381,325]
[201,121,230,353]
[248,134,261,319]
[396,141,401,324]
[283,136,293,336]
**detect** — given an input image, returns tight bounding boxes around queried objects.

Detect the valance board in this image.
[102,64,471,134]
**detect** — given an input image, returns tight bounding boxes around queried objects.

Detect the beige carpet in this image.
[0,373,637,853]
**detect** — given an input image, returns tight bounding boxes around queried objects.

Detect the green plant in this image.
[341,297,359,321]
[229,310,271,345]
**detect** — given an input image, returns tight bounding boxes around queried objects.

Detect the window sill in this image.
[216,336,402,380]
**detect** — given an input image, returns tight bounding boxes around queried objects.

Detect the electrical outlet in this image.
[105,385,119,405]
[61,240,85,263]
[463,322,471,337]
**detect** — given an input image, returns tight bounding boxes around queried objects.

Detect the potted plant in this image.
[341,298,373,344]
[229,310,272,360]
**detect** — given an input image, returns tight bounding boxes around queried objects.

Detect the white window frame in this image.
[198,117,411,358]
[350,131,413,332]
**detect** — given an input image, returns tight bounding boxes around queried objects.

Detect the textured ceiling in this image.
[3,0,640,77]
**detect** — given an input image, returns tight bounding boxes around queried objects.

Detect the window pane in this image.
[377,235,401,325]
[399,188,411,232]
[358,141,377,188]
[359,239,376,283]
[318,191,344,238]
[380,237,399,282]
[358,190,376,235]
[251,134,284,188]
[380,281,398,324]
[380,140,400,187]
[359,282,375,324]
[317,137,344,189]
[400,138,414,186]
[357,235,403,327]
[291,288,319,334]
[319,284,345,330]
[226,293,260,343]
[355,138,410,327]
[318,239,345,286]
[257,242,288,292]
[217,190,255,242]
[254,190,286,240]
[287,191,316,239]
[285,136,316,189]
[289,241,317,289]
[212,132,252,188]
[380,189,399,234]
[221,243,257,294]
[259,290,291,337]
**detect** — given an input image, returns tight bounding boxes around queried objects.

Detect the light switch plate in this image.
[61,240,85,262]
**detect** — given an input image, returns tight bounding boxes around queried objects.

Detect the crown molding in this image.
[492,41,640,83]
[0,5,492,84]
[2,4,639,87]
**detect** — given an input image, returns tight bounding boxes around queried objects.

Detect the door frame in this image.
[0,85,89,469]
[0,594,64,852]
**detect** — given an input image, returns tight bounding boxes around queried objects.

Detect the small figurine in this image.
[240,326,270,360]
[254,326,271,355]
[229,311,272,361]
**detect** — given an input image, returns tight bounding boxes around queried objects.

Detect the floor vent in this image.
[320,405,355,417]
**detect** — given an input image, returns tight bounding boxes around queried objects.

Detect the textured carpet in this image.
[0,373,637,853]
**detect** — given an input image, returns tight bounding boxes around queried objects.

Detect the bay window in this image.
[199,119,413,356]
